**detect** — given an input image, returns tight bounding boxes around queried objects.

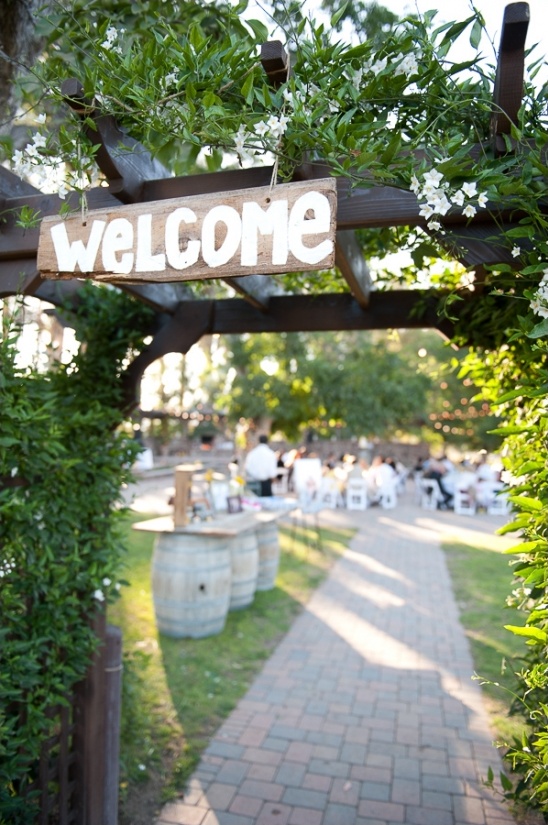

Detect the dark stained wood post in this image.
[74,608,107,825]
[490,2,529,156]
[260,41,290,88]
[103,624,123,825]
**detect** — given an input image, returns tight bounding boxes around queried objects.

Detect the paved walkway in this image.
[140,481,516,825]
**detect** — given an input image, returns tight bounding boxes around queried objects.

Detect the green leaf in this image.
[241,73,254,106]
[511,495,543,512]
[500,772,513,792]
[245,18,269,42]
[504,540,547,555]
[527,318,548,339]
[331,2,348,28]
[504,625,547,643]
[469,19,482,50]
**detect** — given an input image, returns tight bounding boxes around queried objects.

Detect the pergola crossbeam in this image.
[335,230,372,308]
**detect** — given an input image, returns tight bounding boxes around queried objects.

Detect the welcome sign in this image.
[37,179,337,282]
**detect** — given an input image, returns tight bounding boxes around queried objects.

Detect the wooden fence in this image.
[28,612,123,824]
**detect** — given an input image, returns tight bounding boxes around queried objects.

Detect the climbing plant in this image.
[0,285,154,823]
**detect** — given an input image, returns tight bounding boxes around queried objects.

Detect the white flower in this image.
[35,113,46,124]
[477,192,488,207]
[427,219,442,231]
[428,191,451,215]
[254,120,269,137]
[420,181,440,200]
[282,88,304,108]
[11,466,18,477]
[102,577,111,587]
[282,88,294,105]
[266,114,283,136]
[462,181,477,198]
[422,169,444,188]
[138,764,146,771]
[530,295,548,318]
[463,204,477,218]
[164,72,178,86]
[277,113,290,133]
[371,57,387,74]
[410,174,420,194]
[452,190,465,206]
[419,203,435,219]
[395,53,418,78]
[93,589,105,602]
[511,246,521,258]
[352,69,363,90]
[25,143,39,158]
[101,27,119,50]
[57,183,68,200]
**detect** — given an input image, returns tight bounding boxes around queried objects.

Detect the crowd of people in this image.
[416,453,505,511]
[239,435,407,509]
[238,434,506,513]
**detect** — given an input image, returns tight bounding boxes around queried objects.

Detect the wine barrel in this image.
[151,532,231,638]
[227,530,259,610]
[256,521,280,591]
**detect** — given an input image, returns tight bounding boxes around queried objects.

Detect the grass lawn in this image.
[109,512,354,825]
[441,535,528,744]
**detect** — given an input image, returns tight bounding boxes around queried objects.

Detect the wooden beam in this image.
[62,78,171,202]
[120,300,214,410]
[0,166,42,198]
[223,274,283,311]
[207,292,454,337]
[116,282,194,314]
[0,260,40,297]
[0,188,123,260]
[118,289,456,410]
[490,2,529,156]
[335,230,372,308]
[260,41,290,88]
[141,166,275,201]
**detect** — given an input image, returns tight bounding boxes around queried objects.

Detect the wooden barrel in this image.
[151,533,231,638]
[256,521,280,591]
[228,530,259,610]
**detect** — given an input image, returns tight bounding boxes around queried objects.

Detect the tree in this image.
[217,329,432,440]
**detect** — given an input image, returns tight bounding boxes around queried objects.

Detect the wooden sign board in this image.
[37,179,337,283]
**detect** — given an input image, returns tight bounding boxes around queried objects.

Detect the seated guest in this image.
[423,457,453,509]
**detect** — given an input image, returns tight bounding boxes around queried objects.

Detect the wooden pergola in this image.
[0,3,534,409]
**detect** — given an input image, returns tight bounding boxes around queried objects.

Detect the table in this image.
[134,509,290,638]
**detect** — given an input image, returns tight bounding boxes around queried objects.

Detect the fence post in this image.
[74,607,107,825]
[103,624,123,825]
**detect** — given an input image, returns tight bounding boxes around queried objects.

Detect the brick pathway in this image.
[154,495,516,825]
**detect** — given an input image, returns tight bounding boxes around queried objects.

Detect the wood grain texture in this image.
[38,179,337,282]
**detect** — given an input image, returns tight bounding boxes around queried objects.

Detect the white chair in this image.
[453,487,476,516]
[272,468,289,495]
[346,479,368,510]
[487,485,510,515]
[420,478,442,510]
[378,480,397,509]
[318,476,342,509]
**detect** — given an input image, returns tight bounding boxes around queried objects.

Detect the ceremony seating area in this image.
[241,448,511,519]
